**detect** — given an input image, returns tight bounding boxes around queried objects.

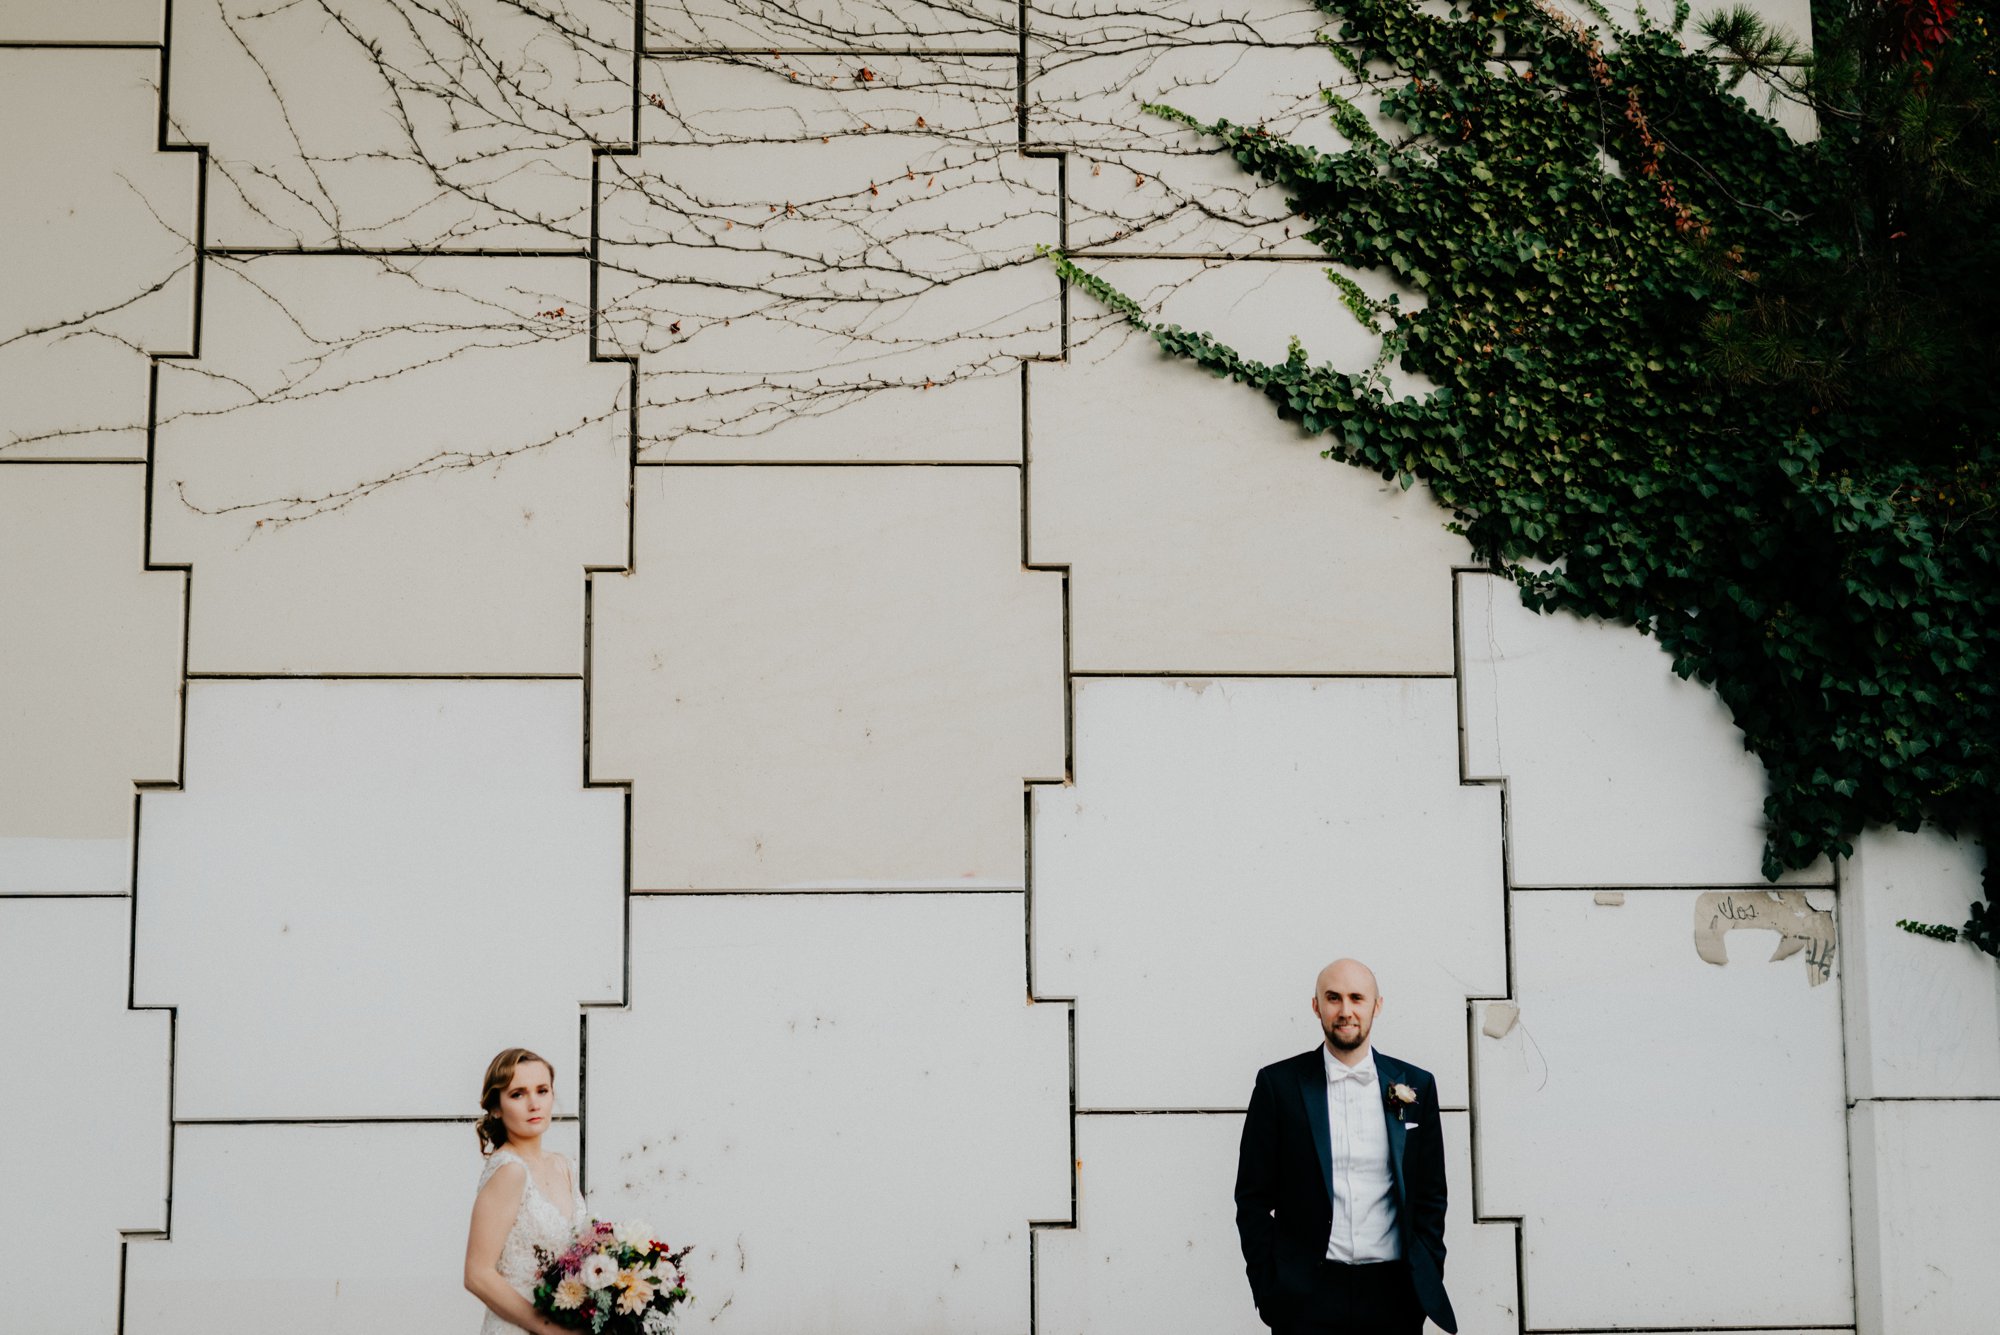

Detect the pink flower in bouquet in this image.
[557,1240,594,1275]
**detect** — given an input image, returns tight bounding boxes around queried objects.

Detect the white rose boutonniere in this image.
[1386,1082,1419,1122]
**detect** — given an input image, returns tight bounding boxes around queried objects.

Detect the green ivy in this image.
[1045,0,1999,955]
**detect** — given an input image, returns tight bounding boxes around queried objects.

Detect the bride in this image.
[464,1047,589,1335]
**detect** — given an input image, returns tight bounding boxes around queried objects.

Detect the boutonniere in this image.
[1385,1082,1418,1123]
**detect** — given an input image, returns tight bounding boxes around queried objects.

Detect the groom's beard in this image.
[1323,1019,1370,1051]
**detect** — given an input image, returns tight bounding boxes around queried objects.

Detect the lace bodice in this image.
[477,1147,588,1334]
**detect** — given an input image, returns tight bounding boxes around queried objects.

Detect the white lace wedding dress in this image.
[476,1147,589,1334]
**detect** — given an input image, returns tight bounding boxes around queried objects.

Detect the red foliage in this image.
[1890,0,1960,61]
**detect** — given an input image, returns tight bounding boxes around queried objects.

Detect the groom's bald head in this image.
[1315,958,1379,998]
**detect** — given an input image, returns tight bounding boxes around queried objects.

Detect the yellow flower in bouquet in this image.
[615,1270,657,1315]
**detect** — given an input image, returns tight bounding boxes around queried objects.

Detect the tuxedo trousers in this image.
[1274,1257,1426,1335]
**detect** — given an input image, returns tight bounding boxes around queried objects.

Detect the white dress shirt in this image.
[1322,1044,1401,1263]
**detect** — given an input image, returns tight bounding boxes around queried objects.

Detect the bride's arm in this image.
[464,1161,570,1335]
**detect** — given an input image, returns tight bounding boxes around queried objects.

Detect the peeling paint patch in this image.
[1692,889,1835,986]
[1481,1000,1519,1038]
[1592,891,1626,906]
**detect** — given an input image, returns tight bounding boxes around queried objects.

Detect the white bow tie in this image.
[1328,1059,1375,1084]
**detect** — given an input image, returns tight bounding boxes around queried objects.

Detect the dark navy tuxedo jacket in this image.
[1234,1047,1457,1332]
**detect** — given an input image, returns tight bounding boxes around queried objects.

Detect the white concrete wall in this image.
[4,2,1992,1333]
[1841,830,2000,1335]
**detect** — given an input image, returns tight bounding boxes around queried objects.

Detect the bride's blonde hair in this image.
[478,1047,554,1155]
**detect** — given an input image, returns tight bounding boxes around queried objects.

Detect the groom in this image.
[1234,959,1457,1334]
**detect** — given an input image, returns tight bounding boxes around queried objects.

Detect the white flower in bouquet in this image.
[641,1310,673,1335]
[579,1253,618,1290]
[552,1278,589,1310]
[615,1219,654,1249]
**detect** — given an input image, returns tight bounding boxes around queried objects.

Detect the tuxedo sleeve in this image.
[1409,1072,1448,1267]
[1234,1066,1280,1324]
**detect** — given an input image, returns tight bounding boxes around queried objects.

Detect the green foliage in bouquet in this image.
[1045,0,2000,955]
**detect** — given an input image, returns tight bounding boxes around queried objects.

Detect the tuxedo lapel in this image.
[1375,1051,1408,1199]
[1299,1050,1334,1206]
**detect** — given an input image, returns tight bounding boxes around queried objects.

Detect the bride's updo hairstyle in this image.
[478,1046,554,1155]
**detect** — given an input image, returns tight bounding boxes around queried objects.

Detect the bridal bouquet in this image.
[533,1219,692,1334]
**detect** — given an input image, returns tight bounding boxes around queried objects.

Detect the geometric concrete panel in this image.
[592,466,1065,890]
[1398,1112,1533,1335]
[165,0,628,249]
[598,57,1057,461]
[1035,678,1504,1108]
[1037,1112,1516,1335]
[643,0,1017,50]
[0,466,183,893]
[1029,0,1333,46]
[1035,1114,1264,1335]
[1433,1111,1519,1335]
[1460,571,1834,886]
[0,50,195,460]
[1,898,170,1334]
[134,680,622,1118]
[1031,260,1464,673]
[1474,890,1851,1329]
[1840,827,2000,1100]
[1027,34,1341,257]
[152,257,627,674]
[124,1122,543,1335]
[586,894,1069,1334]
[0,0,164,42]
[1850,1099,2000,1335]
